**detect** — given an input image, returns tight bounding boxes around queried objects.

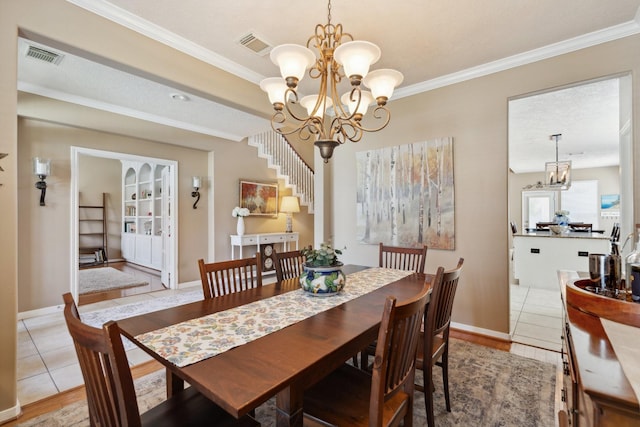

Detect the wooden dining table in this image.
[117,265,431,427]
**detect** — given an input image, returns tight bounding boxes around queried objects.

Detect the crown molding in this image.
[66,1,640,99]
[65,0,264,84]
[394,18,640,99]
[18,81,246,141]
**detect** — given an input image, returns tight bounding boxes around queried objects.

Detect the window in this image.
[561,180,599,227]
[522,191,556,229]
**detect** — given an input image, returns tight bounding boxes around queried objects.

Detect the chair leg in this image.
[425,363,435,427]
[442,350,451,412]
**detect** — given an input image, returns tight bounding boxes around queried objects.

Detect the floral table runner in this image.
[135,267,413,367]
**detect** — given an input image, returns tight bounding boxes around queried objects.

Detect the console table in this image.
[230,232,299,272]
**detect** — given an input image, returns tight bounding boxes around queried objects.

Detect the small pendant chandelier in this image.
[545,133,571,190]
[260,0,403,163]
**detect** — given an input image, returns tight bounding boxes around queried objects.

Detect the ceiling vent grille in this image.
[25,45,64,65]
[238,32,271,56]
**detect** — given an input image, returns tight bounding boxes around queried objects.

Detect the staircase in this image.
[248,131,314,213]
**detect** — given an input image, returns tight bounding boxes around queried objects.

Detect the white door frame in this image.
[70,147,178,303]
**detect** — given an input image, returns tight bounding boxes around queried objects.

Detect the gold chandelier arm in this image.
[353,105,392,133]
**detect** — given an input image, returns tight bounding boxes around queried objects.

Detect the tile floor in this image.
[16,287,200,406]
[17,284,562,407]
[510,284,563,352]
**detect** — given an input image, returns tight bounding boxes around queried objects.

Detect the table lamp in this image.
[280,196,300,233]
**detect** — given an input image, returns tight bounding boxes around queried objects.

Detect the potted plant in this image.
[299,243,346,296]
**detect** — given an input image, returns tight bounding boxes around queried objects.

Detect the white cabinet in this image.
[513,234,611,289]
[121,161,168,270]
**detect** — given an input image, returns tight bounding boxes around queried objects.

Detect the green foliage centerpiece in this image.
[300,243,346,296]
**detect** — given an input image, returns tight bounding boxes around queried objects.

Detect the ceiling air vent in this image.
[238,32,271,56]
[25,45,64,65]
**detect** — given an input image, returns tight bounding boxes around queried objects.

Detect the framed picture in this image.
[239,180,278,216]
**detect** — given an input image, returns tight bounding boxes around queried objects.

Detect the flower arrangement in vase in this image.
[300,243,346,296]
[232,206,250,236]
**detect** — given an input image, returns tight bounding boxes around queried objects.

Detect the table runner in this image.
[135,267,413,367]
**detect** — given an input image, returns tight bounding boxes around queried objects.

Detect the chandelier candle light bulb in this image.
[260,0,403,163]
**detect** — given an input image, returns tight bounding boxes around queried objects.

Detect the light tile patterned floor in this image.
[510,284,563,352]
[15,288,201,405]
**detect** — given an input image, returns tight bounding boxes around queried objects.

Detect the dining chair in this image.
[379,242,428,273]
[273,248,306,283]
[355,242,428,368]
[61,292,260,427]
[415,257,464,427]
[198,254,263,299]
[302,282,431,427]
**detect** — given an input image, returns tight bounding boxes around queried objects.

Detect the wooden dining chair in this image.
[273,248,306,282]
[198,255,263,299]
[355,242,428,368]
[379,242,428,273]
[61,293,260,427]
[302,282,430,427]
[415,258,464,427]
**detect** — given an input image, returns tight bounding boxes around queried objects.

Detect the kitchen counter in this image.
[513,234,611,289]
[517,231,609,239]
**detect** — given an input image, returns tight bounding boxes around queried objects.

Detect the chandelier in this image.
[260,0,403,163]
[545,133,571,190]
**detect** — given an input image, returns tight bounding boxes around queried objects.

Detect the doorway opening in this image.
[507,73,633,350]
[70,147,178,305]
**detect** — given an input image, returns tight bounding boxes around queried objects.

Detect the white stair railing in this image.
[248,131,314,213]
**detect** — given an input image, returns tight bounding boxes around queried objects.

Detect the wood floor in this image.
[78,261,167,305]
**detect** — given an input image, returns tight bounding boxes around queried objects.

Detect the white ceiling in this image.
[16,0,640,167]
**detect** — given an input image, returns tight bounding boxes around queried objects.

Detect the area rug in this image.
[17,339,556,426]
[79,267,148,295]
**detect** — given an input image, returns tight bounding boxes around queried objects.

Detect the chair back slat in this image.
[198,255,263,299]
[369,282,430,424]
[273,249,306,282]
[426,258,464,342]
[379,243,428,273]
[63,293,141,427]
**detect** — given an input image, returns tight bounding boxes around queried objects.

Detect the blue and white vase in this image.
[554,213,569,226]
[300,263,346,296]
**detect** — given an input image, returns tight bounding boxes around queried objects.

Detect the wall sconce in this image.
[280,196,300,233]
[191,176,201,209]
[33,157,51,206]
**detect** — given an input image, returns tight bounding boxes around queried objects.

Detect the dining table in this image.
[117,265,432,427]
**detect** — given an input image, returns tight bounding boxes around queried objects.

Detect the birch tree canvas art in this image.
[356,137,455,250]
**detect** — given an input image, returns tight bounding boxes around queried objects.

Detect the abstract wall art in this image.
[356,137,455,250]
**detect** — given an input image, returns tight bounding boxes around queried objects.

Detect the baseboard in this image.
[176,280,200,289]
[18,304,64,320]
[0,400,21,424]
[451,321,511,342]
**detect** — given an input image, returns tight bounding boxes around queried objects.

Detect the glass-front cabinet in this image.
[121,161,167,270]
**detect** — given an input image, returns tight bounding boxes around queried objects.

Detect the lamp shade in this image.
[280,196,300,213]
[270,44,316,84]
[341,90,374,116]
[363,69,404,102]
[33,157,51,177]
[300,95,333,118]
[334,41,380,80]
[260,77,289,105]
[192,176,201,188]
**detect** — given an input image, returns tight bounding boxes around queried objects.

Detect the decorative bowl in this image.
[300,263,346,296]
[549,225,570,235]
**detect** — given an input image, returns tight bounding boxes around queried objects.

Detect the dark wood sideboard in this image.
[559,275,640,426]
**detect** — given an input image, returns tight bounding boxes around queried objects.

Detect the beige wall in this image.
[17,118,314,313]
[331,36,640,335]
[3,0,640,418]
[78,155,123,260]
